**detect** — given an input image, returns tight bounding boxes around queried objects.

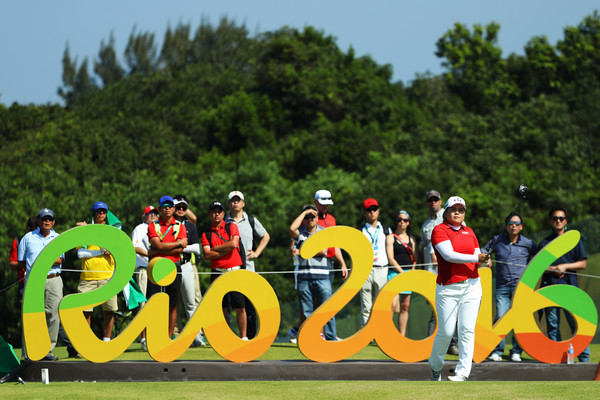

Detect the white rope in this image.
[491,259,599,279]
[4,260,598,295]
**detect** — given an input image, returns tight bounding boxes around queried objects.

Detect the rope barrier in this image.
[3,261,599,295]
[0,280,20,295]
[491,259,599,280]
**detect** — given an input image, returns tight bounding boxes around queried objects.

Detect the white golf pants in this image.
[429,277,482,379]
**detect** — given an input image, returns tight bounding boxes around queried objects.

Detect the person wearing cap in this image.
[421,190,444,274]
[132,205,159,297]
[18,208,65,360]
[313,190,348,281]
[429,196,489,382]
[289,205,338,341]
[538,206,589,362]
[9,216,38,303]
[288,190,347,343]
[225,190,270,339]
[173,194,206,347]
[201,200,247,339]
[359,198,395,327]
[147,195,188,339]
[420,189,458,355]
[482,213,538,363]
[130,205,158,350]
[76,201,120,342]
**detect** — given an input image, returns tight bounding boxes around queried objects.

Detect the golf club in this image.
[485,184,528,255]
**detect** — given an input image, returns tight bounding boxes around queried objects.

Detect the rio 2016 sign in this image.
[23,225,596,364]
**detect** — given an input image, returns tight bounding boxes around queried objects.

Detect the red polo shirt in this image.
[317,213,336,258]
[148,216,187,263]
[201,221,243,269]
[431,221,480,285]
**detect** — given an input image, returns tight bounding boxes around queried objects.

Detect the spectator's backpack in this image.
[204,222,246,268]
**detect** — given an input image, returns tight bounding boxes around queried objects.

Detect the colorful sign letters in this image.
[23,225,596,364]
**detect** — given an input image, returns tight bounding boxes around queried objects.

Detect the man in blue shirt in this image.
[17,208,64,361]
[482,213,537,362]
[539,206,589,362]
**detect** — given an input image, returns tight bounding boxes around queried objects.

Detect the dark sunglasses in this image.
[427,197,440,202]
[41,216,54,222]
[552,216,566,222]
[397,218,410,223]
[175,205,188,211]
[94,209,107,214]
[160,203,174,209]
[365,206,379,212]
[507,221,522,226]
[304,214,316,220]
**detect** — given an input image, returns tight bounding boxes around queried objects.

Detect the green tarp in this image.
[0,334,19,375]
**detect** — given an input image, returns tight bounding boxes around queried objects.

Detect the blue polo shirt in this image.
[539,232,587,288]
[482,234,538,288]
[17,227,63,277]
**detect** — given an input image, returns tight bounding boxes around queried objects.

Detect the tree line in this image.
[1,12,599,343]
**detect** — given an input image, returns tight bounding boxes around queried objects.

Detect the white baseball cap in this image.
[445,196,467,210]
[228,191,244,201]
[314,189,334,205]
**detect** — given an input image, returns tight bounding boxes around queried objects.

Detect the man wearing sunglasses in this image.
[313,190,348,281]
[421,190,444,274]
[539,206,589,362]
[482,213,538,362]
[77,201,120,343]
[359,198,394,327]
[147,195,188,339]
[17,208,64,361]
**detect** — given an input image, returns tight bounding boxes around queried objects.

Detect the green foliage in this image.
[2,12,600,345]
[94,32,125,86]
[124,26,158,75]
[435,22,520,113]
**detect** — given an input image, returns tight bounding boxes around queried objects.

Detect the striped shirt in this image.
[296,225,329,280]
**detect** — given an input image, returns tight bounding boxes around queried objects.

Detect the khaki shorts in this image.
[77,279,118,312]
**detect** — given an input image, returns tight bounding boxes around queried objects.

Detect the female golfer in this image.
[387,210,417,336]
[429,196,489,381]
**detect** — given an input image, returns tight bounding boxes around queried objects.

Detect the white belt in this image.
[214,266,241,272]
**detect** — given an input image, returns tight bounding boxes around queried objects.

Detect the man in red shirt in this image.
[314,190,348,281]
[9,216,38,303]
[201,201,247,340]
[147,195,188,339]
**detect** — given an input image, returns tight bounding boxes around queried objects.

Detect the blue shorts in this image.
[387,269,411,295]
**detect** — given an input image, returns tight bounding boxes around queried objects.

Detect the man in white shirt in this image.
[131,205,158,351]
[359,198,394,327]
[131,206,159,303]
[225,190,270,339]
[420,190,444,274]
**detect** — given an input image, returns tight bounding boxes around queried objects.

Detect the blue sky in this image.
[1,1,597,105]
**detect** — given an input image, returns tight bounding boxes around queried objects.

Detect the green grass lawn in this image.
[1,381,599,399]
[4,344,599,399]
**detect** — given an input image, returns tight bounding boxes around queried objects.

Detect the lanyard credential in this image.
[365,223,381,260]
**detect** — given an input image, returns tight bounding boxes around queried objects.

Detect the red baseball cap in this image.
[363,198,379,209]
[143,205,157,215]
